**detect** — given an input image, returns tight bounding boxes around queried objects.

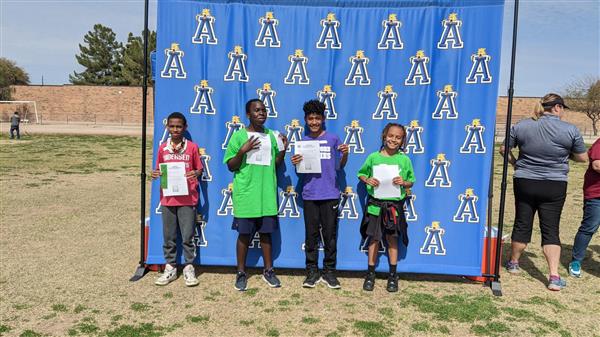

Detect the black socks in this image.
[368,264,397,273]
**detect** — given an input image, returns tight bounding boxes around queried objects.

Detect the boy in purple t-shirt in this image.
[291,100,348,289]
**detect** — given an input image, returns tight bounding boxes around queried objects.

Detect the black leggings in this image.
[512,178,567,246]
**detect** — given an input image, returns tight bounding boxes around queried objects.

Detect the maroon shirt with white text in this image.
[155,138,203,206]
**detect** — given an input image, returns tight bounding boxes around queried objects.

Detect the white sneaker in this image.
[155,264,177,286]
[183,265,199,287]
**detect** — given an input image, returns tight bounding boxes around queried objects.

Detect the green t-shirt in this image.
[357,151,415,216]
[223,128,279,218]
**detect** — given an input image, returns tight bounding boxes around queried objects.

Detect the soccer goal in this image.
[0,101,39,124]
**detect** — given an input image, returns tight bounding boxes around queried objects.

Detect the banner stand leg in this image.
[130,265,148,282]
[131,0,151,282]
[490,280,502,296]
[493,0,519,296]
[483,125,498,296]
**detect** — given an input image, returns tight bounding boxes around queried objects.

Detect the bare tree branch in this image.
[563,76,600,136]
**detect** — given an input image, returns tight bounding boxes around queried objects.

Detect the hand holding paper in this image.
[246,132,272,166]
[185,169,200,180]
[240,135,261,154]
[363,177,380,187]
[392,176,405,186]
[290,154,303,165]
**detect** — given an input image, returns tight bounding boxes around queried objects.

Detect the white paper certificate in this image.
[160,162,189,196]
[295,140,322,174]
[246,132,272,166]
[373,164,400,199]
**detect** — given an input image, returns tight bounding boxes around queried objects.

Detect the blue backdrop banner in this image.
[148,0,505,276]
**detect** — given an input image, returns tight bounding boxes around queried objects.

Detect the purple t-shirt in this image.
[300,132,342,200]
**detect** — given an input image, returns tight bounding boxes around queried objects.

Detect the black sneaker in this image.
[302,270,320,288]
[234,271,247,291]
[262,268,281,288]
[386,273,399,292]
[363,271,376,291]
[321,271,341,289]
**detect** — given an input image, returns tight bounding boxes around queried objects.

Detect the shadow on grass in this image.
[503,241,600,282]
[561,244,600,278]
[149,233,600,286]
[502,241,548,285]
[182,265,487,287]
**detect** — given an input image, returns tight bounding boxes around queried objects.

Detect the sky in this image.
[0,0,598,97]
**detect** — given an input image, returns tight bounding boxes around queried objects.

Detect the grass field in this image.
[0,134,598,337]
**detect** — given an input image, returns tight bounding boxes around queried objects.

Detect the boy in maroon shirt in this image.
[151,112,203,286]
[569,138,600,278]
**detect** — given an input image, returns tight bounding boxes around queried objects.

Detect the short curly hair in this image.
[303,99,325,117]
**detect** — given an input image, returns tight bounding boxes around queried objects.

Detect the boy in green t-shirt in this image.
[224,99,288,291]
[357,123,415,293]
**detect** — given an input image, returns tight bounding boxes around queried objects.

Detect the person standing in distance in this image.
[9,111,20,139]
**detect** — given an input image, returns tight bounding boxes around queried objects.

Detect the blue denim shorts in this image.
[232,216,279,235]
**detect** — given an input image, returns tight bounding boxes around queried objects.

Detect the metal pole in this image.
[485,126,496,281]
[130,0,150,282]
[492,0,520,296]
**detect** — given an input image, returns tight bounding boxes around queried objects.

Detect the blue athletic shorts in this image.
[232,216,279,235]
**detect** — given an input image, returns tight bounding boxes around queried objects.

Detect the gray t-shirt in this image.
[509,114,586,181]
[10,114,20,127]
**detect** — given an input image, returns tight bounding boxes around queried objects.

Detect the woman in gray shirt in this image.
[501,93,587,291]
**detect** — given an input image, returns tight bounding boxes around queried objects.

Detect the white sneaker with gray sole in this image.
[155,265,177,286]
[183,265,199,287]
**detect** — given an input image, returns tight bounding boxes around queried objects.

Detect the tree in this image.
[69,24,125,85]
[121,30,157,86]
[564,77,600,136]
[0,58,30,100]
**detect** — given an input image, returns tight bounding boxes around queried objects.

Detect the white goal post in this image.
[0,101,39,124]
